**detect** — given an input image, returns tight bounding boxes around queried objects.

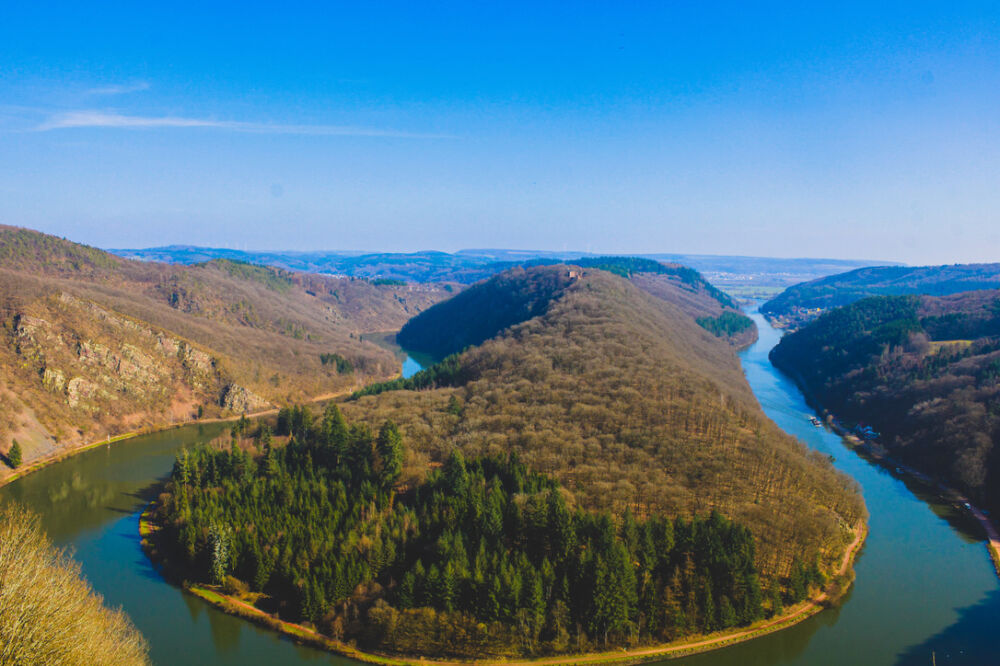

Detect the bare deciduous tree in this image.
[0,502,150,665]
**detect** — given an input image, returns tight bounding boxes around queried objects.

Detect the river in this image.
[2,322,998,664]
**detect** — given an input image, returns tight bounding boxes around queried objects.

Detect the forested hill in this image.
[398,259,756,356]
[0,225,449,475]
[771,291,1000,510]
[567,257,737,308]
[348,266,865,584]
[770,291,1000,513]
[156,412,779,657]
[762,263,1000,329]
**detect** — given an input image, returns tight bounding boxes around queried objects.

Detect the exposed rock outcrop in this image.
[219,384,270,414]
[41,367,65,392]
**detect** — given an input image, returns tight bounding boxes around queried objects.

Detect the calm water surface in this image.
[3,328,998,664]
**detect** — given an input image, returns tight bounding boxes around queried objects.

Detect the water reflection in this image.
[208,605,243,654]
[0,423,345,665]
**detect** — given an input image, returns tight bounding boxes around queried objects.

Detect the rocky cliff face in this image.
[0,291,269,468]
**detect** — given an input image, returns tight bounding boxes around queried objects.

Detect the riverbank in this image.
[768,345,1000,583]
[766,311,1000,589]
[818,412,1000,581]
[0,408,273,492]
[140,498,866,666]
[0,381,380,493]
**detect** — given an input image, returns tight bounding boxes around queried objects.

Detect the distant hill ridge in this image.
[0,224,123,274]
[398,265,577,359]
[397,257,747,359]
[111,243,889,288]
[762,262,1000,328]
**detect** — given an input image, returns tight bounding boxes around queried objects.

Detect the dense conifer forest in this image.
[153,406,824,658]
[696,311,756,339]
[770,291,1000,512]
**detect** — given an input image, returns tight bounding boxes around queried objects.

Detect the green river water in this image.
[2,312,997,664]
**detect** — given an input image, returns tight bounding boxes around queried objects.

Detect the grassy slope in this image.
[0,225,450,470]
[770,290,1000,513]
[346,266,864,578]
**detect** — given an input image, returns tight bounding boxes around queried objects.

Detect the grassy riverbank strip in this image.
[0,430,144,489]
[140,501,866,666]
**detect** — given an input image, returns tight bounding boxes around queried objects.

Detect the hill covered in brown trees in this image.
[395,256,756,358]
[347,265,865,581]
[0,226,450,474]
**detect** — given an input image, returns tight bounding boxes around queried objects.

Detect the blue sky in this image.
[1,2,998,263]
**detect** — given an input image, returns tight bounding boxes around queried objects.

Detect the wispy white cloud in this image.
[35,110,450,138]
[38,111,219,130]
[87,82,151,96]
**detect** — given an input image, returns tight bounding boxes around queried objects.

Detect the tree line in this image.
[348,352,465,400]
[696,312,755,338]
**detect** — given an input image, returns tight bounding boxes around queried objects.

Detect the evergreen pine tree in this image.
[740,573,764,623]
[443,449,468,496]
[439,562,456,612]
[767,578,783,617]
[375,421,404,492]
[788,556,807,602]
[719,595,737,628]
[7,440,21,468]
[209,524,230,585]
[398,571,416,608]
[699,576,716,633]
[589,544,634,645]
